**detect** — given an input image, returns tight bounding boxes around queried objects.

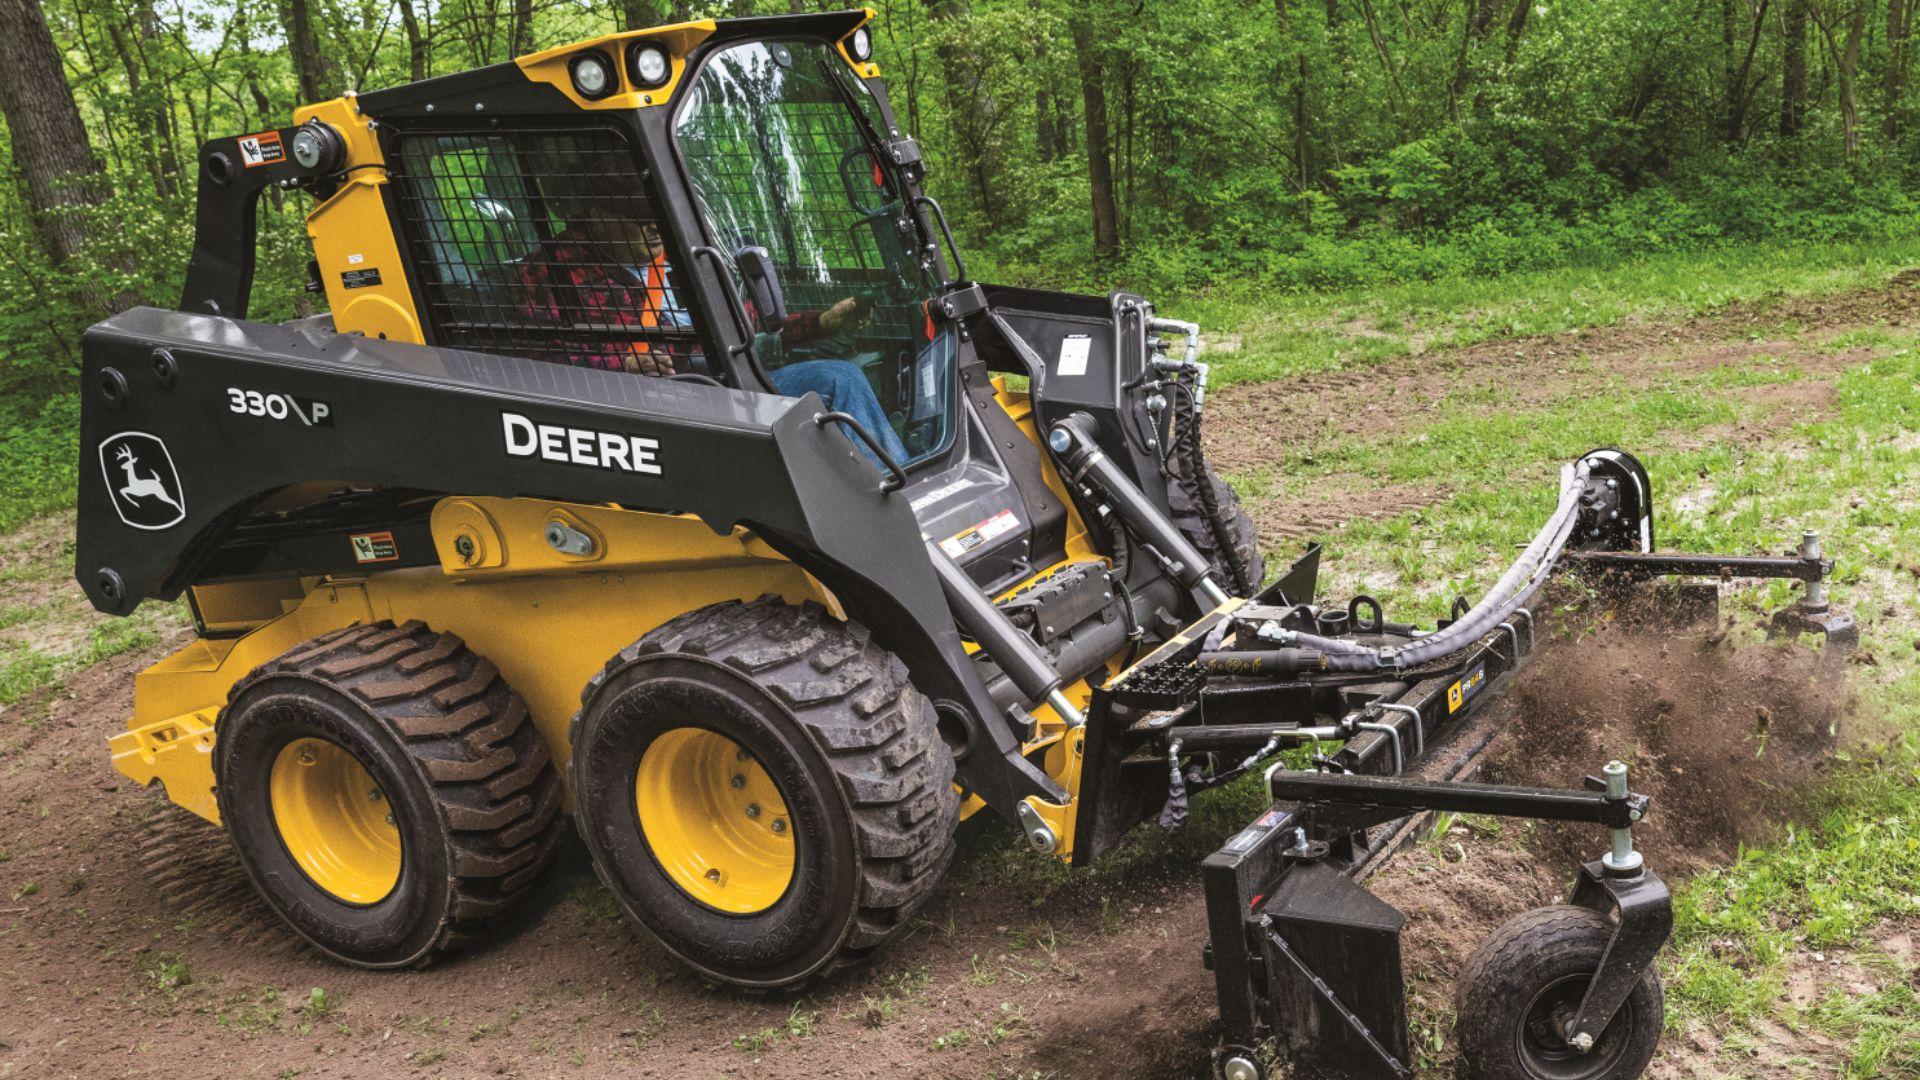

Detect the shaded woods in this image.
[0,0,1915,441]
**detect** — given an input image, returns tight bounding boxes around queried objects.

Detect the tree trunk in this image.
[1890,0,1912,137]
[278,0,337,103]
[1724,0,1769,142]
[398,0,428,81]
[1781,0,1807,136]
[923,0,1001,223]
[1809,0,1867,158]
[1503,0,1531,63]
[0,0,114,267]
[511,0,534,56]
[1272,0,1310,193]
[1069,15,1117,258]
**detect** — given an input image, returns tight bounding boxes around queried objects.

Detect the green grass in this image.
[1170,235,1920,388]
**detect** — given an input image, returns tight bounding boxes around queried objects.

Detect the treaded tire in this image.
[569,596,959,990]
[1457,906,1664,1080]
[215,620,564,968]
[1169,460,1265,596]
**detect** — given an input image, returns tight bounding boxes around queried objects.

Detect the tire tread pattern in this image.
[221,620,564,963]
[570,597,959,982]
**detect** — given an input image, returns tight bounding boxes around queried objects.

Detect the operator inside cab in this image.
[515,177,907,467]
[391,34,957,472]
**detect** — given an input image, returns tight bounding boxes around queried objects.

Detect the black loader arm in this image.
[74,307,1063,817]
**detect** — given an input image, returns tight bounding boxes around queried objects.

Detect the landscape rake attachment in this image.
[71,10,1854,1079]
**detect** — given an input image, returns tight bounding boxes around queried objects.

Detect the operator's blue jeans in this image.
[769,360,909,470]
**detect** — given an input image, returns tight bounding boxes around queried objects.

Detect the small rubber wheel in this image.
[570,597,958,990]
[1457,906,1664,1080]
[215,621,563,968]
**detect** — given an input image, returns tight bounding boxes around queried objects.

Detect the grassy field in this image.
[1,236,1916,1075]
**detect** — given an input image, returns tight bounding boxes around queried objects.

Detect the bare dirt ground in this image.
[0,280,1908,1079]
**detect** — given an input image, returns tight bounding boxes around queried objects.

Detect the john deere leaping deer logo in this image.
[97,432,186,530]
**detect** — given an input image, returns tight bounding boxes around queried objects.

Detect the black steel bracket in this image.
[1567,861,1673,1045]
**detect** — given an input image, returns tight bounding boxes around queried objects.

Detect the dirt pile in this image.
[1477,611,1849,878]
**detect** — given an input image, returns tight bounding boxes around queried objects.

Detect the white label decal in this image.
[938,508,1021,558]
[501,412,661,475]
[1057,334,1092,377]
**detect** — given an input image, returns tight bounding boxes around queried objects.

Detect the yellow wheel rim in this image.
[269,737,403,905]
[635,728,795,914]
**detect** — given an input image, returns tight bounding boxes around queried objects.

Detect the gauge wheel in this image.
[1457,906,1664,1080]
[1169,459,1264,597]
[215,621,563,968]
[570,597,959,990]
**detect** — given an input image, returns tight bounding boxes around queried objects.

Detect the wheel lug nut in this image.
[369,788,383,801]
[384,814,395,825]
[745,803,761,819]
[705,868,723,883]
[735,749,748,762]
[730,774,746,789]
[771,819,787,835]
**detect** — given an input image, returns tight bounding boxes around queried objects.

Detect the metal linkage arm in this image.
[1267,770,1650,835]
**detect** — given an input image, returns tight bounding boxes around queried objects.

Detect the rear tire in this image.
[1457,906,1664,1080]
[1169,460,1264,597]
[215,621,563,968]
[570,597,958,990]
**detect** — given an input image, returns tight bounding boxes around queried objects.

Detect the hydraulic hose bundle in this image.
[1267,459,1595,673]
[1154,318,1259,598]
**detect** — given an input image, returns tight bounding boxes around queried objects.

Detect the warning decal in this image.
[238,131,285,168]
[938,509,1021,559]
[349,531,398,564]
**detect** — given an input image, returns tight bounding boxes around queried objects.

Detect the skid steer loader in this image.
[78,10,1853,1078]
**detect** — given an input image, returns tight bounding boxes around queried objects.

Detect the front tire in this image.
[1169,459,1264,597]
[215,621,563,968]
[1457,906,1664,1080]
[570,597,958,990]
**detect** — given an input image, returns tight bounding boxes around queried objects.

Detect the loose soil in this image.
[1370,603,1854,1078]
[0,278,1906,1078]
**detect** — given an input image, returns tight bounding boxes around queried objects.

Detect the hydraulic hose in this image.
[1275,460,1593,673]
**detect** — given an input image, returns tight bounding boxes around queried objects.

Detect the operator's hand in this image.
[819,296,872,335]
[624,346,675,378]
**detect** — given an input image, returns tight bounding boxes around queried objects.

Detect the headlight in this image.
[847,26,874,63]
[629,43,672,88]
[569,52,615,99]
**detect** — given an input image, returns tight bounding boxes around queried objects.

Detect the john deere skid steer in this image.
[77,10,1854,1078]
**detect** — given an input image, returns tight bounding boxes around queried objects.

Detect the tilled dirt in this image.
[1372,605,1852,1078]
[0,278,1906,1078]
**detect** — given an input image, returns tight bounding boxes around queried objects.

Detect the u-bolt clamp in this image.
[1353,718,1406,776]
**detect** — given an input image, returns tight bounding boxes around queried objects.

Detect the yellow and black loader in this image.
[76,10,1854,1079]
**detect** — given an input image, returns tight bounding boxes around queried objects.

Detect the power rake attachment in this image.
[72,13,1856,1075]
[1067,449,1853,1080]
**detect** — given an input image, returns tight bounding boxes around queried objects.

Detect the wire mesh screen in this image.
[388,127,700,374]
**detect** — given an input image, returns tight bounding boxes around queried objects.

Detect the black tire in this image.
[1169,460,1264,597]
[570,596,959,990]
[214,621,564,968]
[1457,906,1665,1080]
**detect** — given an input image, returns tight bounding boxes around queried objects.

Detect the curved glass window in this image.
[676,38,954,466]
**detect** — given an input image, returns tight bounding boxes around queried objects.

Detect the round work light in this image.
[847,27,874,63]
[569,52,616,99]
[629,43,672,88]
